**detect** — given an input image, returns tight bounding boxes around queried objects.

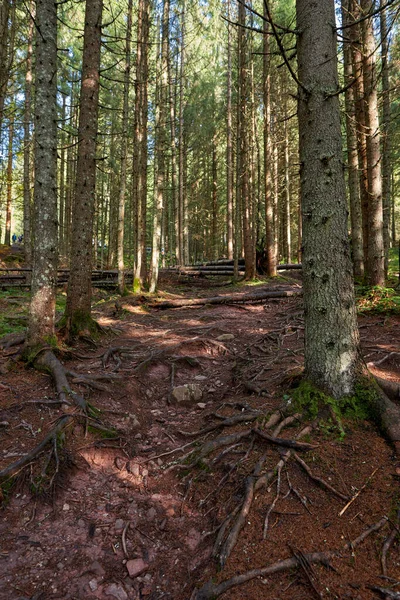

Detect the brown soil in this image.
[0,272,399,600]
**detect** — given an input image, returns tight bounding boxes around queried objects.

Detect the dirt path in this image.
[0,276,399,600]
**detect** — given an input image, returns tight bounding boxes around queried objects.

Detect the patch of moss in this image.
[292,380,380,438]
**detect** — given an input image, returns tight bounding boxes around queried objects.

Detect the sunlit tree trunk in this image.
[263,5,276,276]
[361,0,384,285]
[117,0,132,294]
[23,3,34,265]
[5,106,13,245]
[0,0,10,141]
[380,0,391,270]
[238,0,255,279]
[65,0,103,335]
[342,0,364,279]
[149,0,168,293]
[133,0,149,291]
[178,4,186,264]
[297,0,360,397]
[27,0,58,348]
[226,0,233,260]
[350,0,369,269]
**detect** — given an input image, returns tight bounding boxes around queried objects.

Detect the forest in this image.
[0,0,400,599]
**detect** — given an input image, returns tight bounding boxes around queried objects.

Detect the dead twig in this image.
[339,466,379,516]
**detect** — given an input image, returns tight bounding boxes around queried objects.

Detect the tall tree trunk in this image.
[178,4,186,265]
[361,0,384,285]
[117,0,132,294]
[23,3,34,265]
[65,0,103,335]
[212,133,218,260]
[283,102,291,264]
[58,92,66,260]
[350,1,369,269]
[0,0,10,141]
[149,0,168,293]
[296,0,360,397]
[27,0,58,348]
[226,0,234,260]
[263,4,276,276]
[133,0,149,291]
[380,0,391,270]
[342,0,364,278]
[238,0,255,279]
[5,106,13,245]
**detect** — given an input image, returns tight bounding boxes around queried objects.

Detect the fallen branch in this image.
[150,288,302,310]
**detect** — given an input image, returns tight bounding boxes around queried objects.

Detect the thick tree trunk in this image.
[361,0,384,285]
[283,106,291,264]
[27,0,58,348]
[296,0,360,397]
[342,0,364,279]
[65,0,103,334]
[58,92,66,260]
[117,0,132,294]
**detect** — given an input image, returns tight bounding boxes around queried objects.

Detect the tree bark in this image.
[149,0,168,293]
[117,0,133,294]
[380,0,391,270]
[361,0,384,285]
[226,0,234,260]
[27,0,58,348]
[238,0,255,279]
[296,0,360,397]
[263,5,276,276]
[341,0,364,279]
[5,106,13,245]
[65,0,103,334]
[133,0,149,291]
[23,3,34,266]
[0,0,10,141]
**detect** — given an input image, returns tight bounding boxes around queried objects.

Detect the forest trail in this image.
[0,273,400,600]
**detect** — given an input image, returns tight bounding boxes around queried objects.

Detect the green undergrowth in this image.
[356,285,400,315]
[291,380,379,439]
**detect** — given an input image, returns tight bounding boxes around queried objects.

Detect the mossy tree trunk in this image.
[65,0,103,336]
[296,0,360,398]
[26,0,58,349]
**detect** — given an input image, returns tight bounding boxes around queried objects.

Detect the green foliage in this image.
[356,285,400,315]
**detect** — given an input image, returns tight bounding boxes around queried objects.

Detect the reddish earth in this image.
[0,272,399,600]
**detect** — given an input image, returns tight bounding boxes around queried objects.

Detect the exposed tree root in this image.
[191,517,388,600]
[381,508,400,576]
[0,348,117,495]
[0,414,73,481]
[369,586,400,599]
[293,452,349,501]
